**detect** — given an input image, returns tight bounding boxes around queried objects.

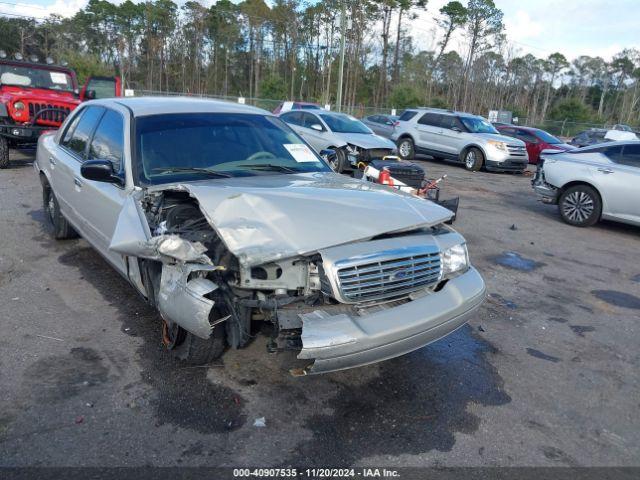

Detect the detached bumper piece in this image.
[369,159,425,188]
[297,267,486,374]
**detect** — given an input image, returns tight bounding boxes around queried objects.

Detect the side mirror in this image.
[319,148,337,166]
[310,123,324,132]
[85,89,96,100]
[81,159,123,186]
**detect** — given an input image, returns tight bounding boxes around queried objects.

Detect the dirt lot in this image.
[1,149,639,468]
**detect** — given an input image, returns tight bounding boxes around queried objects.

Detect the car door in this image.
[80,76,121,100]
[51,105,105,235]
[364,115,382,135]
[280,111,304,135]
[597,144,640,223]
[437,115,467,155]
[515,129,541,162]
[377,115,396,138]
[75,107,128,274]
[299,112,329,152]
[415,112,443,153]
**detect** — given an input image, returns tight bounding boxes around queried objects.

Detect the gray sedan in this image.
[279,110,397,173]
[361,114,399,138]
[533,141,640,227]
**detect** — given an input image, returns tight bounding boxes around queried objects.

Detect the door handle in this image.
[48,156,56,165]
[597,168,614,174]
[73,177,83,188]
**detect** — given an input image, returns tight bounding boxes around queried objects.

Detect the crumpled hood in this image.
[340,133,396,150]
[150,172,454,267]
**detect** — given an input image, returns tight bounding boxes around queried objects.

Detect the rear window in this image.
[398,110,418,121]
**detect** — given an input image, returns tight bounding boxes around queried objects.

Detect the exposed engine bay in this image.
[109,185,464,374]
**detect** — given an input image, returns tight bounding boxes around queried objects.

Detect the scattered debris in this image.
[509,224,517,231]
[35,334,64,342]
[478,325,485,332]
[75,416,84,424]
[569,325,596,337]
[253,417,266,428]
[85,402,94,408]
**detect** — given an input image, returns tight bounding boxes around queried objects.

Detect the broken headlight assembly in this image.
[441,243,469,278]
[346,144,360,156]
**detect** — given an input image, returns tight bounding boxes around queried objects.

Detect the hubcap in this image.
[465,151,476,168]
[399,141,411,157]
[563,191,594,222]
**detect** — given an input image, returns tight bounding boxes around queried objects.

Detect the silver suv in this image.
[391,109,528,172]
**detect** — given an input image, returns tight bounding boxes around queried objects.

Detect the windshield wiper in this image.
[151,167,231,178]
[242,164,301,173]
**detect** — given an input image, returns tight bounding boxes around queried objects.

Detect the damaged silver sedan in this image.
[34,97,486,374]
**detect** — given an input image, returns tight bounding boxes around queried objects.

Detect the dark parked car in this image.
[570,129,609,148]
[496,125,574,164]
[361,114,399,138]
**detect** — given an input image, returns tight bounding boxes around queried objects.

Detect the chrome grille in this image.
[507,144,527,157]
[334,246,441,303]
[28,103,71,125]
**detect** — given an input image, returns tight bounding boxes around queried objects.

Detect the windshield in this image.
[534,129,562,144]
[135,113,331,185]
[320,113,372,134]
[0,64,75,92]
[460,117,499,134]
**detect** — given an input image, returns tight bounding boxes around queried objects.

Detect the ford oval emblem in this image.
[389,268,409,281]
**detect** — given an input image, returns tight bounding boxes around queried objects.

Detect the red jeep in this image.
[0,55,120,168]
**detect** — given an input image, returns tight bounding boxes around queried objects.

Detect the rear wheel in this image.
[0,136,9,169]
[558,185,601,227]
[42,179,78,239]
[162,310,227,365]
[397,137,415,160]
[464,147,484,171]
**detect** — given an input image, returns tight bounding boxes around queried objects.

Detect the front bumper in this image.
[298,267,486,374]
[485,157,528,172]
[0,123,54,143]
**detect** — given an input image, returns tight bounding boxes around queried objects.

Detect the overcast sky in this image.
[2,0,638,61]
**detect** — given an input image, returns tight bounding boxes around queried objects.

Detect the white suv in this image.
[391,109,528,172]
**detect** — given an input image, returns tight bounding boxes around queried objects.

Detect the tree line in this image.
[1,0,639,127]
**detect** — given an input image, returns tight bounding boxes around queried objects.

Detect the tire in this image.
[0,136,9,169]
[397,137,415,160]
[330,147,349,174]
[463,147,483,171]
[558,184,601,227]
[42,180,78,239]
[163,311,227,365]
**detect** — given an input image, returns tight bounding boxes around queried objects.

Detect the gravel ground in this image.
[0,149,639,468]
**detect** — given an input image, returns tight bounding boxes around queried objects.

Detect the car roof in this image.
[91,96,270,117]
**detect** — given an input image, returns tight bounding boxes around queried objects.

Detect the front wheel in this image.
[0,136,9,169]
[463,147,484,171]
[558,185,601,227]
[42,180,78,239]
[163,313,226,365]
[329,148,349,174]
[397,138,415,160]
